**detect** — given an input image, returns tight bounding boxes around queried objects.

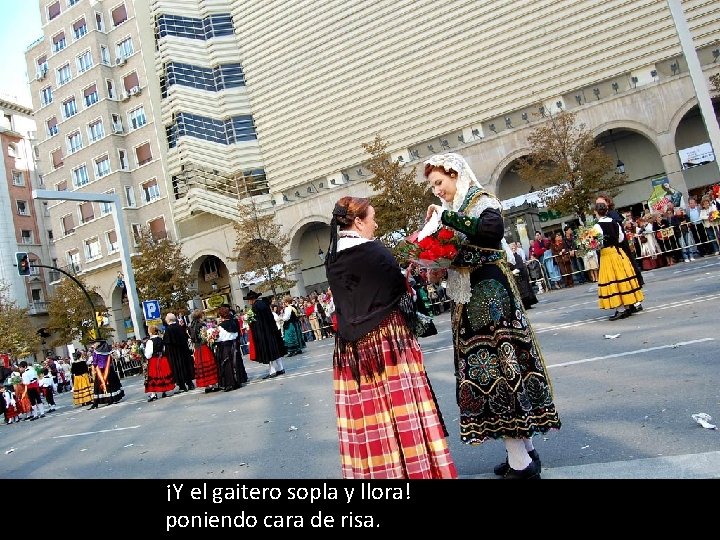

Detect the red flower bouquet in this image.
[398,226,460,269]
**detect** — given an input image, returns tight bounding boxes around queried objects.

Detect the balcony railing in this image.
[28,302,49,315]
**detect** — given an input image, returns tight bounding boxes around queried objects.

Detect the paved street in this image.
[2,257,719,479]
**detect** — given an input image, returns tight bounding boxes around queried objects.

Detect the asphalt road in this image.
[2,256,719,479]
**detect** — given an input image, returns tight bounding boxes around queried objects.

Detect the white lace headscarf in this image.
[424,153,514,303]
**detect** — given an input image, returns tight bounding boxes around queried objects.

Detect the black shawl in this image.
[325,240,406,342]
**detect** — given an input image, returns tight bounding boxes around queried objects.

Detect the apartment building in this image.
[0,96,54,357]
[25,0,720,342]
[26,0,175,341]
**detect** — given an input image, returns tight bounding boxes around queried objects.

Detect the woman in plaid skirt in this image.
[324,196,457,479]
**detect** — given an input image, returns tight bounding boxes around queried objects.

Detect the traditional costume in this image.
[70,355,93,406]
[89,342,124,408]
[325,203,457,479]
[245,291,286,379]
[189,318,219,391]
[144,335,176,399]
[425,152,561,478]
[594,216,644,318]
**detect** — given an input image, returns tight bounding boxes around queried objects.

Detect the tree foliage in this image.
[131,227,195,314]
[361,134,436,253]
[515,111,627,224]
[231,197,298,297]
[0,281,42,359]
[46,275,112,347]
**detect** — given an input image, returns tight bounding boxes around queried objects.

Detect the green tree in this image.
[361,134,436,253]
[231,197,298,297]
[46,276,112,347]
[131,227,195,314]
[515,110,627,224]
[0,281,42,359]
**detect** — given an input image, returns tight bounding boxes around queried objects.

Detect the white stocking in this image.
[523,438,535,452]
[504,437,531,470]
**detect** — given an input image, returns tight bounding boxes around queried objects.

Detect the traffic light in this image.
[15,252,30,276]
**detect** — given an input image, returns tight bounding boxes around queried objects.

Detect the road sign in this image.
[142,300,161,321]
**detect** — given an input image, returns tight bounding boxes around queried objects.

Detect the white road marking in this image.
[53,425,141,439]
[547,338,715,368]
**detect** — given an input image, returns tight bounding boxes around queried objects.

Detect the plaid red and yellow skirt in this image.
[333,310,457,479]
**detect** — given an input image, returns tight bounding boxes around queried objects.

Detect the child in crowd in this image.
[40,367,57,412]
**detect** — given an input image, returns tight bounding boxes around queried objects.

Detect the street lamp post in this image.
[31,189,146,339]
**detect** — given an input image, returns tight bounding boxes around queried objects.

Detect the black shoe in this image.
[503,459,541,479]
[276,370,285,376]
[147,395,157,402]
[262,373,279,380]
[635,304,643,312]
[608,310,624,321]
[223,386,233,392]
[187,383,195,391]
[88,403,98,410]
[204,387,214,394]
[619,309,632,319]
[494,449,541,476]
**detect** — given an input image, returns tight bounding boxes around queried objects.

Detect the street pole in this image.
[666,1,720,166]
[31,189,146,339]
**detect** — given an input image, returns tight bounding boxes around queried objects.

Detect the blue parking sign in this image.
[142,300,161,321]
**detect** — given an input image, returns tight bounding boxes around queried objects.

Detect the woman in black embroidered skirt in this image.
[424,153,561,479]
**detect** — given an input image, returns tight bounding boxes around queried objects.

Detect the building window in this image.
[67,250,81,272]
[124,185,136,207]
[12,170,25,186]
[100,45,110,65]
[51,148,64,169]
[88,119,104,142]
[116,37,133,59]
[131,223,142,246]
[106,230,119,253]
[16,200,30,216]
[31,288,42,302]
[52,31,66,52]
[156,13,234,40]
[84,84,99,107]
[111,113,123,133]
[84,236,102,261]
[166,112,257,148]
[67,131,83,154]
[118,149,129,170]
[79,201,95,224]
[72,164,89,188]
[202,257,218,280]
[62,214,75,236]
[112,4,128,27]
[47,116,58,137]
[166,62,245,92]
[141,178,160,204]
[20,230,34,244]
[73,18,88,40]
[122,71,140,93]
[47,229,54,241]
[95,11,104,31]
[55,180,67,192]
[148,216,167,241]
[135,142,152,166]
[62,97,78,119]
[77,50,93,73]
[128,106,146,130]
[94,155,111,178]
[99,190,114,215]
[40,86,53,107]
[48,1,61,21]
[56,63,72,85]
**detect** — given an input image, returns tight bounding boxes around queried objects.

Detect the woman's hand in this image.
[426,204,443,222]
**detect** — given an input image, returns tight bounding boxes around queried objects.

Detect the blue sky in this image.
[0,0,43,106]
